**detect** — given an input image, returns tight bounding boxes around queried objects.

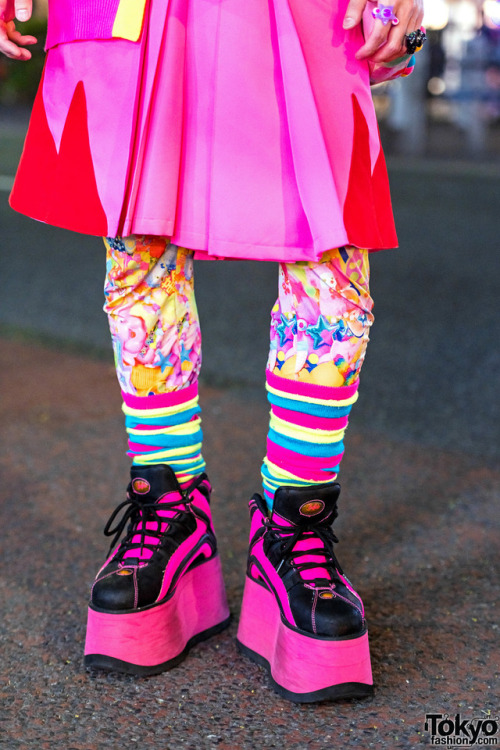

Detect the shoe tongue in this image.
[130,464,181,504]
[271,483,340,528]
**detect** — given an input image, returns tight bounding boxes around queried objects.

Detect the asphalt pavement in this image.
[0,110,499,748]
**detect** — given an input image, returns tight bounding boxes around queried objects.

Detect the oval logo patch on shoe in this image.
[319,590,334,599]
[116,569,133,576]
[299,499,325,517]
[132,478,150,494]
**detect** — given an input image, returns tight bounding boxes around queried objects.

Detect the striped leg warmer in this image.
[122,383,205,486]
[261,369,359,510]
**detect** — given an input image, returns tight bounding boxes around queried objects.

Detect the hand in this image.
[0,0,37,60]
[343,0,424,63]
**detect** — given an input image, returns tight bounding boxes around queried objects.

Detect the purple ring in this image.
[371,4,400,26]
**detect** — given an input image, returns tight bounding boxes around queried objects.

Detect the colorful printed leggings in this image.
[104,236,201,395]
[103,235,374,497]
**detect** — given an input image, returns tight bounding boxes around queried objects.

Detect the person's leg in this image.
[262,245,373,503]
[103,235,205,484]
[237,247,374,702]
[84,236,229,675]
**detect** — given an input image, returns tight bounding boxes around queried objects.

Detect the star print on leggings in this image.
[275,314,296,347]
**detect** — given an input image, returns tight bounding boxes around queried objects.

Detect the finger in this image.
[369,7,425,62]
[386,2,425,47]
[355,20,391,59]
[410,0,425,29]
[0,36,32,59]
[402,5,425,34]
[364,27,407,61]
[14,0,32,22]
[343,0,368,30]
[9,28,37,44]
[357,2,414,60]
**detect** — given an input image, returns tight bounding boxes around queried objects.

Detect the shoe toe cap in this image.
[291,586,365,637]
[313,596,364,637]
[91,570,137,612]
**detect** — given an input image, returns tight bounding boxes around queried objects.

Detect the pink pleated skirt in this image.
[10,0,398,261]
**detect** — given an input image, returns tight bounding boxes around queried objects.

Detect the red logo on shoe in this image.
[299,500,325,517]
[132,478,150,494]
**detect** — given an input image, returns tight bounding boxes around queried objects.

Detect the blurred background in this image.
[2,0,500,158]
[377,0,500,158]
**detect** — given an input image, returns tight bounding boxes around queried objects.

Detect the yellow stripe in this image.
[167,456,205,467]
[262,458,338,485]
[266,383,358,408]
[128,420,201,438]
[133,443,203,463]
[122,396,199,419]
[144,459,206,472]
[269,413,345,444]
[112,0,148,42]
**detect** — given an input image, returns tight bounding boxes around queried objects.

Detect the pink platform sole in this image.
[236,576,373,703]
[84,555,230,675]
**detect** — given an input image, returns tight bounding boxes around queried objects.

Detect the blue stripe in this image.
[268,428,344,457]
[128,428,203,449]
[125,406,200,429]
[267,392,352,418]
[133,456,206,472]
[168,458,206,473]
[132,448,201,461]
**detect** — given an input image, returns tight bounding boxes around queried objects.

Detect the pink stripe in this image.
[267,440,343,467]
[130,424,165,431]
[267,441,343,482]
[127,441,162,454]
[121,383,198,411]
[264,489,274,504]
[266,369,359,402]
[272,405,349,431]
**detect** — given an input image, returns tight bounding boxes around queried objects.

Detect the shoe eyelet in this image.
[319,591,334,600]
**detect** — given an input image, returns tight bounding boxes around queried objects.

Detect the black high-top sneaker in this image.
[84,464,230,675]
[236,483,373,702]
